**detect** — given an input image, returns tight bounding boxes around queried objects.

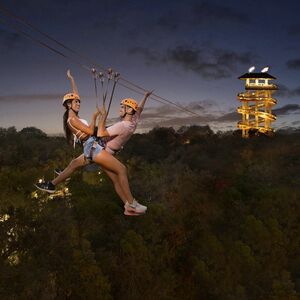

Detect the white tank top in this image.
[67,117,89,147]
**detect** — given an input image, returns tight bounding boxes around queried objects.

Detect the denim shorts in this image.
[83,136,103,161]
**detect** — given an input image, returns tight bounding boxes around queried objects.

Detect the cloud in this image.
[167,46,254,79]
[141,100,219,119]
[142,105,181,118]
[286,59,300,70]
[137,101,234,132]
[289,88,300,97]
[128,47,162,65]
[217,111,240,121]
[291,120,300,126]
[273,104,300,116]
[276,83,289,97]
[185,102,205,111]
[129,45,256,80]
[276,83,300,98]
[138,113,217,131]
[0,93,62,103]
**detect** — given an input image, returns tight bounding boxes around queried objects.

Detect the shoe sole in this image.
[124,205,147,213]
[124,210,146,216]
[124,208,147,215]
[34,184,56,194]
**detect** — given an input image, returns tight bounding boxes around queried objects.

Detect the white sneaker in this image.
[124,199,147,215]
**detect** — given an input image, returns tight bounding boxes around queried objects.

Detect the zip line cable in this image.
[0,4,106,71]
[0,16,91,71]
[0,5,201,117]
[119,76,198,114]
[117,81,166,105]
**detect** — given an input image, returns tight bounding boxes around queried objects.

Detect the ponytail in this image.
[63,109,73,145]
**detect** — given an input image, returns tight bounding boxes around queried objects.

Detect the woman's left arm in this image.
[67,70,79,95]
[97,106,110,137]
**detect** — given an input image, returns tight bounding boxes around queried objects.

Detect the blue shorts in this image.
[83,136,103,161]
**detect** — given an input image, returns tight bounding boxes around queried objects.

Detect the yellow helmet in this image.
[62,93,80,105]
[121,98,138,111]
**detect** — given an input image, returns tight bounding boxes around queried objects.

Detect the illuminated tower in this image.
[237,67,278,138]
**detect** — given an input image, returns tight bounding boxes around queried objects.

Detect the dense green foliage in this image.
[0,126,299,299]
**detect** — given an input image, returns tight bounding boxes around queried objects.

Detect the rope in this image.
[107,73,120,116]
[98,72,105,108]
[91,68,99,108]
[103,69,113,106]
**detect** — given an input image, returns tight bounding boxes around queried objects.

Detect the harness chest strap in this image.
[67,118,87,148]
[67,118,86,139]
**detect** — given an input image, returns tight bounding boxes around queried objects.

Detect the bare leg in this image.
[93,150,134,204]
[52,154,87,186]
[102,167,127,204]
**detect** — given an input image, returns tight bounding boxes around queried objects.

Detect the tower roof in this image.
[238,73,276,79]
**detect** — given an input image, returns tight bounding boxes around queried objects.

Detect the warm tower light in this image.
[248,66,255,73]
[237,67,278,138]
[261,66,269,73]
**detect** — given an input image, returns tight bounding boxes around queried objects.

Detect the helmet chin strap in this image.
[124,106,134,116]
[120,107,128,118]
[120,106,134,119]
[69,107,78,115]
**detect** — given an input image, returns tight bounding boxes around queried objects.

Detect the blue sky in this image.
[0,0,299,134]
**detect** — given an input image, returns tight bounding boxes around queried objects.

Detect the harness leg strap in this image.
[86,140,98,163]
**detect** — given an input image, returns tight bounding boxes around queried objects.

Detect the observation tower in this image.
[237,66,278,138]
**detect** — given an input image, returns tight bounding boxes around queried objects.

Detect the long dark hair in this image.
[63,102,73,145]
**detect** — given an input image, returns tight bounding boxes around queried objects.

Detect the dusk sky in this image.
[0,0,300,134]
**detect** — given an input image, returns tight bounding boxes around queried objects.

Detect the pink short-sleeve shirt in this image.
[105,110,141,154]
